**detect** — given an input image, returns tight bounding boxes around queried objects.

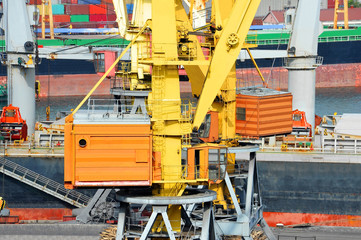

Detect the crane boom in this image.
[192,0,261,130]
[112,0,128,37]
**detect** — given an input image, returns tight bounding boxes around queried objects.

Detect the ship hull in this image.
[1,155,361,226]
[0,41,359,96]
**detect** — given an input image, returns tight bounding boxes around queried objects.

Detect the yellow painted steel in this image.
[41,0,54,39]
[65,0,263,234]
[193,0,262,130]
[246,48,268,87]
[333,0,349,29]
[175,0,208,97]
[151,0,191,232]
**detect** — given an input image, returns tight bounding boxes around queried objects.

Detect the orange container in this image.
[235,88,293,137]
[53,15,71,23]
[64,123,152,189]
[89,4,107,14]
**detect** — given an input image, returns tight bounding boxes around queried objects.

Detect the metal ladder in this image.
[0,157,90,208]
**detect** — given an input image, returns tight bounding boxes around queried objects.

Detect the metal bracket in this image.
[75,188,112,223]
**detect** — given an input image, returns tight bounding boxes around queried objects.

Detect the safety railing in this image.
[318,35,361,43]
[0,157,90,208]
[282,56,323,68]
[152,162,227,183]
[249,34,361,46]
[86,98,149,119]
[277,236,316,240]
[245,31,258,45]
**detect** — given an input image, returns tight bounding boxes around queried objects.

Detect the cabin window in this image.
[287,14,292,25]
[293,114,302,121]
[5,110,15,117]
[94,53,105,73]
[236,107,246,121]
[198,114,211,138]
[208,148,227,182]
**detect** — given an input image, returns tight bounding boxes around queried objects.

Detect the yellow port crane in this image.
[64,0,277,239]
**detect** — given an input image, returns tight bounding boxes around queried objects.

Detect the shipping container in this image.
[126,4,133,14]
[39,15,70,24]
[70,14,90,22]
[328,0,335,8]
[106,3,115,15]
[52,4,65,15]
[65,5,89,15]
[53,14,71,23]
[235,88,293,137]
[89,4,107,14]
[89,14,107,22]
[107,14,116,21]
[29,0,42,4]
[37,4,49,14]
[64,124,152,189]
[78,0,101,4]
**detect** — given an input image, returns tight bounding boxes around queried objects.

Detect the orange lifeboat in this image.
[0,105,28,141]
[292,109,312,137]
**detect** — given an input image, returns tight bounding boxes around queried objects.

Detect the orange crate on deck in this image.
[236,88,293,137]
[64,124,152,189]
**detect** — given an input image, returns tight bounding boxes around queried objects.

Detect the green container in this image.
[70,15,89,23]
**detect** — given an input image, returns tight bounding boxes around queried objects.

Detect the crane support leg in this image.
[140,206,176,240]
[115,203,127,240]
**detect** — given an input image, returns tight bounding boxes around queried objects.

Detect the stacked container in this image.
[27,1,130,29]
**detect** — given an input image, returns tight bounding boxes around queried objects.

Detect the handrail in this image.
[0,156,90,207]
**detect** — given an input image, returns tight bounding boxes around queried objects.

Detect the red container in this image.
[89,14,107,22]
[107,14,116,21]
[53,15,71,23]
[106,3,115,15]
[101,0,113,3]
[65,5,90,15]
[71,0,78,3]
[61,0,72,3]
[89,4,107,14]
[328,0,335,8]
[29,0,42,4]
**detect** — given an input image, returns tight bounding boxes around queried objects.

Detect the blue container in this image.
[78,0,101,4]
[126,4,133,14]
[52,5,64,15]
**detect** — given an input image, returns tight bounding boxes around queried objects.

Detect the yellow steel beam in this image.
[246,48,267,87]
[192,0,261,130]
[175,0,207,97]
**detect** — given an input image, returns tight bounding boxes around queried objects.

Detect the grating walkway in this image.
[0,157,90,208]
